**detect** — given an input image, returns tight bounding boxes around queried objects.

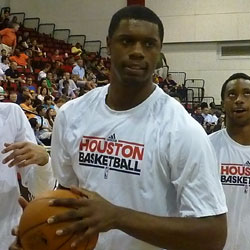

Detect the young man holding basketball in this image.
[209,73,250,250]
[11,5,227,250]
[0,103,55,250]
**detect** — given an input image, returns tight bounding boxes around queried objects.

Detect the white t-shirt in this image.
[51,85,227,250]
[0,103,55,250]
[209,129,250,250]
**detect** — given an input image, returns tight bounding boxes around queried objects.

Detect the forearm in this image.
[114,207,227,250]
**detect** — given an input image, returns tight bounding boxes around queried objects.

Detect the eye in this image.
[121,38,132,45]
[228,92,235,97]
[244,91,250,96]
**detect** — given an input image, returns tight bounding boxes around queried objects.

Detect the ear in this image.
[106,36,111,55]
[221,100,225,112]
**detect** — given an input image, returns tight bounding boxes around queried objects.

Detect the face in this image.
[46,98,52,105]
[23,88,29,96]
[107,19,161,87]
[42,88,47,95]
[162,85,169,93]
[222,79,250,126]
[202,107,209,115]
[77,59,83,67]
[196,107,202,114]
[42,80,47,87]
[9,93,17,102]
[27,78,32,85]
[65,73,70,80]
[47,72,53,80]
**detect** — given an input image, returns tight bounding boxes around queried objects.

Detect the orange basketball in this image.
[19,189,98,250]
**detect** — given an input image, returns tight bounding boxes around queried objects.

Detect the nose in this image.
[235,94,244,104]
[129,42,144,60]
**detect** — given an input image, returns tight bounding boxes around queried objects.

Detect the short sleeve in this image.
[168,121,227,217]
[51,107,79,188]
[12,105,55,196]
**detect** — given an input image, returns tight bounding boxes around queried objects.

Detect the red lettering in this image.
[79,138,89,151]
[89,140,98,152]
[96,141,107,153]
[121,145,133,158]
[238,166,245,176]
[114,143,123,156]
[133,146,144,160]
[107,142,114,154]
[245,167,250,176]
[221,165,229,175]
[229,166,238,175]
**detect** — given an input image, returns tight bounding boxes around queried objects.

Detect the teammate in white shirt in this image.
[0,103,55,250]
[209,73,250,250]
[11,6,227,250]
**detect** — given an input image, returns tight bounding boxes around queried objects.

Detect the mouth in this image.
[124,64,147,75]
[233,108,248,115]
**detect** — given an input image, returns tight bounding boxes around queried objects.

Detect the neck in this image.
[106,81,155,111]
[227,123,250,145]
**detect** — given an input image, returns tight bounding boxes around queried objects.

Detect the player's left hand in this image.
[48,186,119,248]
[2,142,49,168]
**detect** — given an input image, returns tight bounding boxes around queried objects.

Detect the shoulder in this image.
[209,129,226,145]
[0,103,25,121]
[58,86,107,119]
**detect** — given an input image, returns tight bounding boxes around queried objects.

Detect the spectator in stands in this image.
[71,42,82,57]
[16,86,31,105]
[59,72,77,93]
[28,117,44,146]
[4,90,17,103]
[0,22,20,55]
[95,67,109,86]
[61,56,75,73]
[0,55,9,72]
[43,95,54,110]
[35,105,52,146]
[54,97,67,113]
[5,61,24,83]
[161,83,170,94]
[201,102,217,134]
[30,39,42,57]
[46,107,56,131]
[37,78,49,95]
[72,58,85,84]
[192,104,205,126]
[17,31,30,51]
[25,77,36,92]
[37,86,50,102]
[9,48,30,68]
[61,80,76,99]
[9,90,17,103]
[38,63,51,81]
[51,49,64,64]
[0,48,6,62]
[20,95,36,119]
[0,9,10,30]
[165,73,178,90]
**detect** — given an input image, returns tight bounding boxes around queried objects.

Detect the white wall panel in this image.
[164,43,250,102]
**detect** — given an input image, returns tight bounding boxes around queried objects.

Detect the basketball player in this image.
[0,103,55,250]
[209,73,250,250]
[11,5,228,250]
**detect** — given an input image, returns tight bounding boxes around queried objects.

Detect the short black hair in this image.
[201,102,208,109]
[221,73,250,100]
[108,5,164,43]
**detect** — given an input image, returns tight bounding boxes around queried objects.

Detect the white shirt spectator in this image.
[72,65,85,79]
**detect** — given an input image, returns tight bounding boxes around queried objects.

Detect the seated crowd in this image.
[0,16,222,145]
